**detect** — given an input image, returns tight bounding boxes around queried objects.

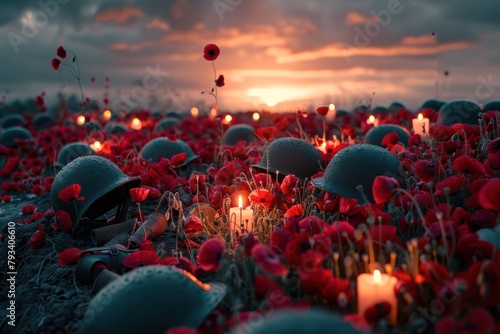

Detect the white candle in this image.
[366,115,378,126]
[229,196,253,235]
[412,113,429,138]
[357,269,398,324]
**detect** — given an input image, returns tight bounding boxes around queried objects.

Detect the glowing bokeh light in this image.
[77,115,85,126]
[102,109,112,121]
[130,117,142,130]
[252,112,260,121]
[190,107,199,117]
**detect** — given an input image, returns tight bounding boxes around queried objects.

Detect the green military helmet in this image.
[420,99,445,112]
[154,117,180,132]
[482,101,500,112]
[363,124,411,147]
[223,124,256,146]
[0,126,33,147]
[80,266,226,334]
[104,123,128,135]
[311,144,406,204]
[251,137,323,181]
[229,309,364,334]
[1,114,26,129]
[140,138,198,166]
[83,121,102,132]
[55,142,96,170]
[33,113,55,130]
[437,100,481,126]
[51,155,140,233]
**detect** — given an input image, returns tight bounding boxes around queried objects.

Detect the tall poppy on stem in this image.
[316,105,329,143]
[129,187,150,245]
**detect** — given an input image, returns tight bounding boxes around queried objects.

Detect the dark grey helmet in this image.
[251,137,323,181]
[104,123,128,135]
[83,121,101,132]
[33,113,55,130]
[140,138,198,166]
[229,309,364,334]
[437,100,481,125]
[223,124,256,146]
[55,142,96,169]
[363,124,411,147]
[0,126,33,147]
[420,99,445,112]
[154,117,180,132]
[482,101,500,112]
[51,156,140,233]
[311,144,406,204]
[1,114,26,129]
[81,266,226,334]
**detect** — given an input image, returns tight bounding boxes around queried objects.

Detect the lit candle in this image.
[102,109,112,121]
[130,117,142,130]
[412,113,430,139]
[357,269,398,324]
[366,115,378,126]
[229,195,253,236]
[252,112,260,122]
[90,141,102,152]
[190,107,199,118]
[77,115,86,126]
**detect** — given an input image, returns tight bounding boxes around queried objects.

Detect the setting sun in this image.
[247,87,313,107]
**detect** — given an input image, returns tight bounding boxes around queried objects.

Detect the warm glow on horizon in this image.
[77,115,85,125]
[247,87,313,107]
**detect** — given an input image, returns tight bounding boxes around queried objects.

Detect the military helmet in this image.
[251,137,323,181]
[51,156,140,233]
[437,100,481,126]
[1,114,26,129]
[0,126,33,147]
[81,266,226,334]
[140,138,198,166]
[55,142,96,170]
[154,118,180,132]
[363,124,411,147]
[311,144,406,204]
[33,113,55,130]
[223,124,256,146]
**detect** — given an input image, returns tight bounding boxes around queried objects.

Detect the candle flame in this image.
[131,117,142,130]
[77,115,85,126]
[90,141,102,152]
[238,195,242,209]
[225,115,232,123]
[418,113,423,121]
[368,115,375,123]
[373,269,382,283]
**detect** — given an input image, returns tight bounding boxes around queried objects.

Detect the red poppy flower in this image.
[58,248,83,267]
[299,267,333,295]
[435,175,466,196]
[381,131,400,149]
[280,174,299,195]
[140,239,154,251]
[1,194,11,202]
[254,127,279,141]
[298,215,325,235]
[486,137,500,154]
[419,260,451,293]
[5,156,19,173]
[197,238,226,271]
[58,184,84,203]
[372,175,399,205]
[284,204,303,219]
[165,327,200,334]
[456,233,494,264]
[161,257,196,275]
[51,58,61,71]
[452,155,486,175]
[171,152,187,167]
[129,187,150,203]
[254,274,283,298]
[274,117,289,132]
[436,308,494,334]
[270,229,294,254]
[203,44,220,61]
[321,277,352,306]
[484,152,500,177]
[429,125,453,141]
[29,225,45,249]
[183,215,204,235]
[249,188,275,211]
[478,179,500,211]
[465,256,500,308]
[21,204,36,215]
[316,106,329,116]
[413,159,437,183]
[324,221,354,246]
[55,210,72,231]
[316,192,339,212]
[364,302,392,325]
[28,212,43,223]
[215,74,225,87]
[252,244,288,277]
[56,45,67,59]
[122,250,160,269]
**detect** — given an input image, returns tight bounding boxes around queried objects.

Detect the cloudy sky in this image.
[1,0,500,113]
